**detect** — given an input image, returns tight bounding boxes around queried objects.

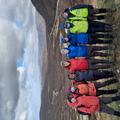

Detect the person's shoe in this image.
[114,111,120,117]
[108,8,117,12]
[107,79,119,84]
[110,89,118,94]
[105,34,114,38]
[103,40,112,44]
[105,25,113,32]
[112,96,120,101]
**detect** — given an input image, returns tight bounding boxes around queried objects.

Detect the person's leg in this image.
[96,34,114,38]
[91,51,112,57]
[91,64,111,70]
[90,46,110,51]
[93,70,115,80]
[101,96,120,104]
[94,15,106,20]
[89,46,111,57]
[100,103,120,117]
[93,8,116,14]
[90,58,113,64]
[89,21,112,33]
[89,59,112,70]
[89,38,112,44]
[95,39,112,44]
[90,33,114,39]
[96,89,118,96]
[95,78,118,88]
[93,21,111,27]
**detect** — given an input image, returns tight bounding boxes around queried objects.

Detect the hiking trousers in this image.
[93,70,115,80]
[100,96,120,116]
[89,58,112,70]
[89,33,113,44]
[94,79,118,96]
[88,21,112,33]
[89,46,111,57]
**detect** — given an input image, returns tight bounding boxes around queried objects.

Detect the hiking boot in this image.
[104,25,113,32]
[107,8,117,12]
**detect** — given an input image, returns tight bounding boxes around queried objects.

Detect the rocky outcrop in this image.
[31,0,57,33]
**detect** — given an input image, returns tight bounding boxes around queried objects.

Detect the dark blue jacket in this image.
[68,33,89,45]
[69,4,93,16]
[67,45,89,59]
[75,70,94,81]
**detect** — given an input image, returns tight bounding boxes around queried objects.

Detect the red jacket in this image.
[66,58,89,73]
[76,82,96,96]
[67,96,100,114]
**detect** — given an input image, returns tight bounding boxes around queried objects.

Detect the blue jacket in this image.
[67,45,89,59]
[68,33,89,45]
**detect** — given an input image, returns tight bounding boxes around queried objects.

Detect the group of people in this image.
[59,4,120,117]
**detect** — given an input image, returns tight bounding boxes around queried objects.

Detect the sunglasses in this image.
[64,23,71,28]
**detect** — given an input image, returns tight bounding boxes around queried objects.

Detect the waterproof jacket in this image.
[67,45,89,59]
[67,96,100,114]
[68,33,89,45]
[73,82,96,96]
[66,20,88,33]
[67,4,93,20]
[68,8,88,21]
[65,58,89,73]
[75,70,94,81]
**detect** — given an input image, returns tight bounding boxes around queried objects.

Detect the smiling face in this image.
[61,49,69,55]
[71,97,76,103]
[63,61,70,67]
[62,43,68,48]
[62,12,68,19]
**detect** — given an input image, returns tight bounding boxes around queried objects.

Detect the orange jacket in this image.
[67,96,100,114]
[77,82,96,96]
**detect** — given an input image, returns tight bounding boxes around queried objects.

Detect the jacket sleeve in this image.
[70,4,93,10]
[77,105,97,114]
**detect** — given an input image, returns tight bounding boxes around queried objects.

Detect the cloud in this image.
[19,111,27,120]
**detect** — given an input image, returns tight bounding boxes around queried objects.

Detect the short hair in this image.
[67,93,74,103]
[60,48,68,54]
[60,61,70,66]
[63,61,70,68]
[64,8,69,13]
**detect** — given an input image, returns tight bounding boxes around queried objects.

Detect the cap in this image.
[64,8,69,13]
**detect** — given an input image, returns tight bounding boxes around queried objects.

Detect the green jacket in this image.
[67,20,88,33]
[69,8,88,21]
